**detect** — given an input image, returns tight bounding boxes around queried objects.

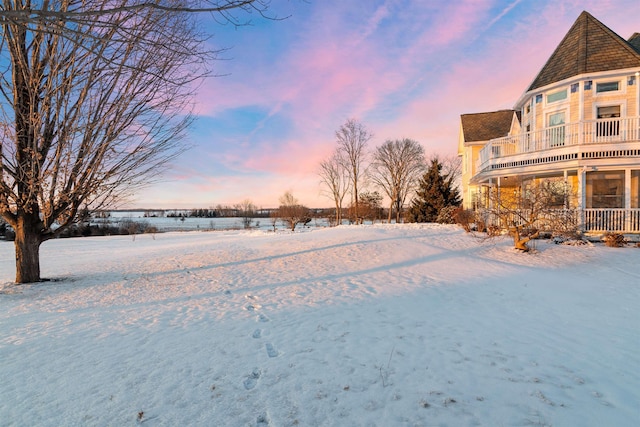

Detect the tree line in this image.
[319,118,461,226]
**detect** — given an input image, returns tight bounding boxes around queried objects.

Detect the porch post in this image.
[625,168,632,232]
[578,168,586,232]
[563,170,569,209]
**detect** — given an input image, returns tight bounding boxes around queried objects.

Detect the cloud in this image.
[484,0,524,32]
[132,0,640,209]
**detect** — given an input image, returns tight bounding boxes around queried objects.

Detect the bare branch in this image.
[335,118,372,224]
[370,138,425,223]
[0,0,276,282]
[318,149,350,226]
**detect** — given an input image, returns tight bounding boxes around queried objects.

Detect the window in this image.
[571,83,579,93]
[596,81,619,93]
[546,89,567,103]
[586,171,624,208]
[596,105,621,137]
[547,111,565,147]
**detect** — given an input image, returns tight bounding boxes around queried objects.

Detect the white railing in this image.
[477,116,640,171]
[476,208,640,234]
[584,209,640,233]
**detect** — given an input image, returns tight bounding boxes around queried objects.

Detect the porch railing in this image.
[477,116,640,172]
[477,208,640,234]
[584,208,640,233]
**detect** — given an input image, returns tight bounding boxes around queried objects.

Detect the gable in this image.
[528,11,640,91]
[460,110,516,143]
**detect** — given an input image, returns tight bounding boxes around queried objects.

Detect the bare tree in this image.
[235,199,256,229]
[335,118,372,224]
[0,1,275,27]
[0,1,272,283]
[319,150,350,226]
[370,138,425,223]
[484,178,579,251]
[277,191,310,231]
[269,209,279,232]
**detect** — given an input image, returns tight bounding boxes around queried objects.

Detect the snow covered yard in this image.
[0,224,638,426]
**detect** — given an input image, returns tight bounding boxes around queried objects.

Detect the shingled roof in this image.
[629,33,640,53]
[460,110,516,143]
[528,11,640,91]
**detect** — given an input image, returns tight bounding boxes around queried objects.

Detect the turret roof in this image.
[528,11,640,91]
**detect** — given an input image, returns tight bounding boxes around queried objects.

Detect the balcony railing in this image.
[476,116,640,172]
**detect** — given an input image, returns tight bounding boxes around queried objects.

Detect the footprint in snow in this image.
[245,304,262,311]
[256,413,270,426]
[257,313,270,323]
[265,343,279,358]
[592,391,614,407]
[252,329,262,339]
[243,368,261,390]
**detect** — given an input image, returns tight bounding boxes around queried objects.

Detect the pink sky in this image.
[130,0,640,209]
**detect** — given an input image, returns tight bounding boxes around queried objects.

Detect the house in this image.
[459,11,640,236]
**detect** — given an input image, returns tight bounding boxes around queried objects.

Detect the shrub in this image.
[453,208,474,232]
[603,232,626,247]
[436,205,458,224]
[144,225,159,234]
[486,224,502,237]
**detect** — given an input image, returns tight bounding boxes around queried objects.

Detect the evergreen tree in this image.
[406,159,461,223]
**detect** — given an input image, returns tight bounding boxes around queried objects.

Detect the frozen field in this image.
[91,213,320,232]
[0,224,638,426]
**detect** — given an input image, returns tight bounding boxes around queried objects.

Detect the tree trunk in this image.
[353,184,359,225]
[511,226,540,252]
[14,215,44,283]
[395,198,402,223]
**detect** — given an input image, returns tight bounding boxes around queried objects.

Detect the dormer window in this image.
[546,89,567,103]
[596,81,619,93]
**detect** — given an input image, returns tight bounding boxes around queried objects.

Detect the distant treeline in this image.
[95,207,335,219]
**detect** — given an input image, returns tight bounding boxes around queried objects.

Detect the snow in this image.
[0,224,638,426]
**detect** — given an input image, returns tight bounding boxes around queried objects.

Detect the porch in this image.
[476,207,640,236]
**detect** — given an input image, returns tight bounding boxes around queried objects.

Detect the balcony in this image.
[475,116,640,174]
